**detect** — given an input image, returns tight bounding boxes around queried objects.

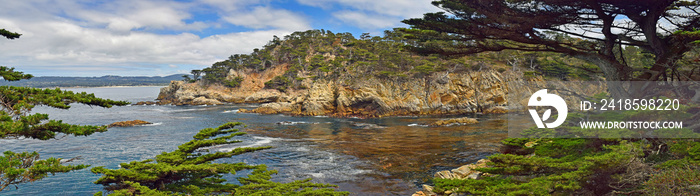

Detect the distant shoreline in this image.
[0,74,185,88]
[60,85,168,89]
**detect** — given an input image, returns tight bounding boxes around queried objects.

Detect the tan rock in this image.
[484,106,508,114]
[108,120,152,128]
[192,97,222,105]
[251,102,294,114]
[431,117,478,126]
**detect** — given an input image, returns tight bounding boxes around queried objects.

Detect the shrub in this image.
[224,76,244,88]
[264,76,291,92]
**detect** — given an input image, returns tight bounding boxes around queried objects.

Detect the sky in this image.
[0,0,441,77]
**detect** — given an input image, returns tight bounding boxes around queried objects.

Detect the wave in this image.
[222,109,239,113]
[408,123,429,127]
[215,136,277,151]
[276,121,330,125]
[142,122,163,126]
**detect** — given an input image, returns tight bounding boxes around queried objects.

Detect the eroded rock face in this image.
[155,69,599,117]
[156,70,518,117]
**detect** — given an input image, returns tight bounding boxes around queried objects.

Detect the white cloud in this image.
[333,11,399,30]
[0,0,301,76]
[297,0,439,32]
[222,6,310,30]
[297,0,440,18]
[0,20,289,67]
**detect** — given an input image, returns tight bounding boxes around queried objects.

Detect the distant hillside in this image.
[0,74,184,88]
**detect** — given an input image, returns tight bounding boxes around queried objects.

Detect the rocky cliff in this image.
[155,29,605,117]
[157,69,547,117]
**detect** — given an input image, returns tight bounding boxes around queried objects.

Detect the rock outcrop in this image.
[430,117,478,126]
[157,70,524,117]
[413,159,491,196]
[156,68,604,117]
[108,120,152,127]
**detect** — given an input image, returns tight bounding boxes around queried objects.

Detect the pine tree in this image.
[401,0,700,96]
[92,122,348,195]
[0,29,129,192]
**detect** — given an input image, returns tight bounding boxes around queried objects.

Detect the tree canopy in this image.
[0,28,127,193]
[92,122,347,195]
[401,0,700,84]
[0,67,129,140]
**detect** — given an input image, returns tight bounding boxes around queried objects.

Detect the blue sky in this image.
[0,0,440,76]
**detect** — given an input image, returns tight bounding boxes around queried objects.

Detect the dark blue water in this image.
[1,86,508,195]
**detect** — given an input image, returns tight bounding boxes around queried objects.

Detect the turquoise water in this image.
[1,86,508,195]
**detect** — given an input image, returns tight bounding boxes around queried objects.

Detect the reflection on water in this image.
[245,115,508,195]
[2,86,512,196]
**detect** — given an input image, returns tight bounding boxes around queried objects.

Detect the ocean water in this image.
[1,86,508,195]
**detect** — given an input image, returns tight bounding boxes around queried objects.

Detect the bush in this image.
[223,76,244,88]
[644,165,700,195]
[264,76,291,92]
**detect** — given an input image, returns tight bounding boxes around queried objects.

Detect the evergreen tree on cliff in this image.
[0,29,129,191]
[401,0,700,95]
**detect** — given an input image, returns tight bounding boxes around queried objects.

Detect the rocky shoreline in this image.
[413,159,491,196]
[151,69,604,118]
[152,70,532,117]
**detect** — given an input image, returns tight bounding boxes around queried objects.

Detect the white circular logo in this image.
[528,89,568,128]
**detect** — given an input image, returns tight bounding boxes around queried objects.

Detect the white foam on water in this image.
[216,136,277,151]
[142,122,163,126]
[408,123,429,127]
[222,109,239,113]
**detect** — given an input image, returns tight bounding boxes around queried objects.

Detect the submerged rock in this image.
[133,101,162,105]
[351,122,386,129]
[108,120,152,128]
[430,117,478,126]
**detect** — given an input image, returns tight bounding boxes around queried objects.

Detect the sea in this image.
[1,86,508,195]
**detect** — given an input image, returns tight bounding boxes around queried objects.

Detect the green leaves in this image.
[0,78,129,140]
[0,151,88,191]
[93,122,347,195]
[0,29,21,40]
[0,67,32,81]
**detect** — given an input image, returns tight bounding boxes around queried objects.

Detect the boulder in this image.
[108,120,152,128]
[433,159,490,180]
[251,102,294,114]
[192,97,222,105]
[484,106,508,114]
[431,117,478,126]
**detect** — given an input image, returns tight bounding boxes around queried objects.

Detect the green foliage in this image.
[0,84,129,140]
[224,76,244,88]
[644,165,700,195]
[264,76,291,92]
[400,0,700,82]
[1,151,88,191]
[0,32,127,193]
[92,122,347,195]
[0,29,21,40]
[0,67,32,81]
[432,139,649,195]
